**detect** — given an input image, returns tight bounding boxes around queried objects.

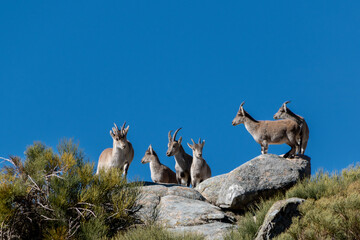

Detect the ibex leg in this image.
[284,145,296,158]
[261,141,268,154]
[187,175,191,187]
[123,162,129,178]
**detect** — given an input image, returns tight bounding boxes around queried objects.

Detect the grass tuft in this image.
[112,225,205,240]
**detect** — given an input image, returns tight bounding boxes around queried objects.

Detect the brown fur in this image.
[232,102,301,158]
[187,139,211,188]
[166,128,192,187]
[274,101,309,154]
[141,145,177,184]
[96,122,134,177]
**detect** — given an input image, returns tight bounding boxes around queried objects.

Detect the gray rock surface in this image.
[135,182,236,240]
[255,198,305,240]
[169,222,236,240]
[287,154,311,178]
[195,174,227,205]
[197,154,310,210]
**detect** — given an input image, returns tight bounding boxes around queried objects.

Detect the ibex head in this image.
[232,101,246,126]
[166,128,183,157]
[110,122,130,149]
[187,138,205,158]
[273,101,291,120]
[141,145,156,164]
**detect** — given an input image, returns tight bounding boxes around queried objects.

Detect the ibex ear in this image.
[239,101,245,115]
[124,125,130,135]
[178,136,182,145]
[110,130,115,138]
[240,107,245,115]
[238,102,245,115]
[149,144,153,154]
[187,142,193,150]
[202,140,205,147]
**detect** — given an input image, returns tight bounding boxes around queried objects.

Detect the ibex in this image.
[273,101,309,155]
[187,138,211,188]
[96,122,134,177]
[166,128,192,187]
[232,102,301,158]
[141,145,177,184]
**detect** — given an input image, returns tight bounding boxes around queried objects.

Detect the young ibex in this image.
[273,101,309,155]
[166,128,192,187]
[232,102,301,158]
[96,122,134,177]
[187,138,211,188]
[141,145,177,184]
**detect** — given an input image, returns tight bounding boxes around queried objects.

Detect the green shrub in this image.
[277,180,360,240]
[286,166,360,201]
[226,165,360,240]
[112,225,204,240]
[0,140,141,240]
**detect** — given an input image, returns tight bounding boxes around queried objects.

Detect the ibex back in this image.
[96,122,134,178]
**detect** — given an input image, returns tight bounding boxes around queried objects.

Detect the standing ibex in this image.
[273,101,309,155]
[141,145,177,184]
[166,128,192,187]
[96,122,134,177]
[187,138,211,188]
[232,102,301,158]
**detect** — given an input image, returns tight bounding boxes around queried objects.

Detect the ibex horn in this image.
[121,121,126,131]
[198,138,201,144]
[283,101,291,112]
[191,138,195,145]
[168,130,173,142]
[173,127,182,141]
[239,101,245,111]
[284,101,291,105]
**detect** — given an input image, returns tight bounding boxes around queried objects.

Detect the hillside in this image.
[0,140,359,240]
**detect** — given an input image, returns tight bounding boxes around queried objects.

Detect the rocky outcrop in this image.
[135,154,311,239]
[255,198,305,240]
[197,154,310,210]
[135,182,236,240]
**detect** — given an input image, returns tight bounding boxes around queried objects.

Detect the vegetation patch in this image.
[278,168,360,240]
[2,139,360,239]
[112,225,204,240]
[0,140,141,240]
[226,166,360,240]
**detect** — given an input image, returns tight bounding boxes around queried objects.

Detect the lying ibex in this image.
[166,128,192,187]
[187,138,211,188]
[141,145,177,184]
[232,102,301,158]
[273,101,309,155]
[96,122,134,177]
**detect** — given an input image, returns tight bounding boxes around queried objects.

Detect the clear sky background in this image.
[1,1,360,182]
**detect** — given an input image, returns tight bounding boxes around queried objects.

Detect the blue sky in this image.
[1,1,360,182]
